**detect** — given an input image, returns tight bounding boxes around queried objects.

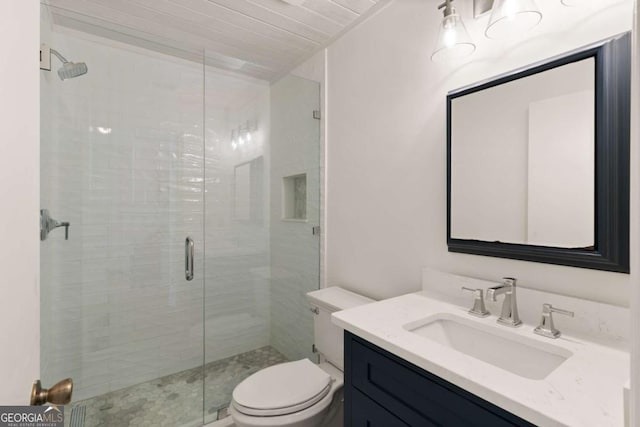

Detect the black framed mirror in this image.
[447,32,630,273]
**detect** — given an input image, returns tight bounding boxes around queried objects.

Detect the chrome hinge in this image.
[312,226,321,236]
[312,344,318,353]
[313,110,321,120]
[40,44,51,71]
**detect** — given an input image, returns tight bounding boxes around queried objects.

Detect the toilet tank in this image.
[306,287,374,371]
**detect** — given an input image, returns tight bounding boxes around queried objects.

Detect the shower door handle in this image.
[185,237,194,281]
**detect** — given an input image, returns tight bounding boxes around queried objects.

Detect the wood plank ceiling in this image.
[44,0,387,81]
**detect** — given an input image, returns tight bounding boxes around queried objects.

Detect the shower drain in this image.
[69,404,86,427]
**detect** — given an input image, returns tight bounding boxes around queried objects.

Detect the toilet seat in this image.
[232,359,333,417]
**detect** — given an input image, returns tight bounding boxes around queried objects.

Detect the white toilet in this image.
[229,287,373,427]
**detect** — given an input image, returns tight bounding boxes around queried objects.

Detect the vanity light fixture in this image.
[484,0,542,39]
[238,121,252,146]
[230,120,257,151]
[431,0,476,62]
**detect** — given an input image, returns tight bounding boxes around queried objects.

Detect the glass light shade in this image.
[431,12,476,62]
[485,0,542,39]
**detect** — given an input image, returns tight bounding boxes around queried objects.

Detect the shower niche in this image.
[282,173,307,221]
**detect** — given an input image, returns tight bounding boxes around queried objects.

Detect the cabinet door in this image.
[345,332,537,427]
[351,389,418,427]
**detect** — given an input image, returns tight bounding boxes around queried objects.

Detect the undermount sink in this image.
[403,313,573,380]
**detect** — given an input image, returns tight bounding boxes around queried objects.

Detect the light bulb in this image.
[485,0,542,39]
[431,2,475,62]
[502,0,518,19]
[443,28,456,48]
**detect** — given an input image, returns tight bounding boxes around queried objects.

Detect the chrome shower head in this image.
[57,61,88,80]
[50,48,88,80]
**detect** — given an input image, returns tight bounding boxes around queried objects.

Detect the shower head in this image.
[50,48,88,80]
[57,61,88,80]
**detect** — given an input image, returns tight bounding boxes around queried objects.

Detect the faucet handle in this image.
[502,277,517,286]
[534,303,574,339]
[461,287,490,318]
[545,303,574,317]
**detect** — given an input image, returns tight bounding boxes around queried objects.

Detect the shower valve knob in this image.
[40,209,70,241]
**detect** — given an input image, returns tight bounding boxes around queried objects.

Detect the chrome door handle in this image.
[185,236,194,281]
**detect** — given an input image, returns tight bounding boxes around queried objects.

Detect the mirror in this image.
[447,33,630,273]
[451,58,595,248]
[234,156,264,223]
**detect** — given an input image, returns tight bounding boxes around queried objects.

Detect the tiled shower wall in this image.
[269,75,321,362]
[203,77,271,364]
[40,26,270,401]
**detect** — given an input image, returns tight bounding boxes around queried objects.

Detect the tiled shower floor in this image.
[65,347,288,427]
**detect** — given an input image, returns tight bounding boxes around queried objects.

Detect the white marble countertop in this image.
[332,291,630,427]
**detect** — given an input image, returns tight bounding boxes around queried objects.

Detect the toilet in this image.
[229,287,373,427]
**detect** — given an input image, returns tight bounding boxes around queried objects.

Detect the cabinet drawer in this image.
[347,333,535,427]
[350,388,413,427]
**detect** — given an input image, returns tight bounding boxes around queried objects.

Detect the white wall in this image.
[326,0,634,306]
[0,0,40,404]
[527,90,594,248]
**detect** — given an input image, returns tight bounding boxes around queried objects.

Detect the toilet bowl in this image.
[228,287,373,427]
[229,361,343,427]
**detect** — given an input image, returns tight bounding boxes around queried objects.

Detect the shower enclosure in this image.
[40,4,321,426]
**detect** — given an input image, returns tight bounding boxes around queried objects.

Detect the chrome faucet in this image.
[486,277,522,327]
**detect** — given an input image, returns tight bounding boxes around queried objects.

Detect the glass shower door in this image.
[40,5,205,426]
[202,69,322,419]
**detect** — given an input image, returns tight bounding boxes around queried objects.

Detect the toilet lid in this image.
[232,359,333,417]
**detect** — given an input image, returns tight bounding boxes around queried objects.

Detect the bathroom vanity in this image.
[344,331,535,426]
[334,290,629,427]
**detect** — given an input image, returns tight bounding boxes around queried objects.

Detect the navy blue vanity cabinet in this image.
[351,388,411,426]
[344,331,537,427]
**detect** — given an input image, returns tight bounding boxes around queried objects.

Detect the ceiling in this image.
[44,0,389,81]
